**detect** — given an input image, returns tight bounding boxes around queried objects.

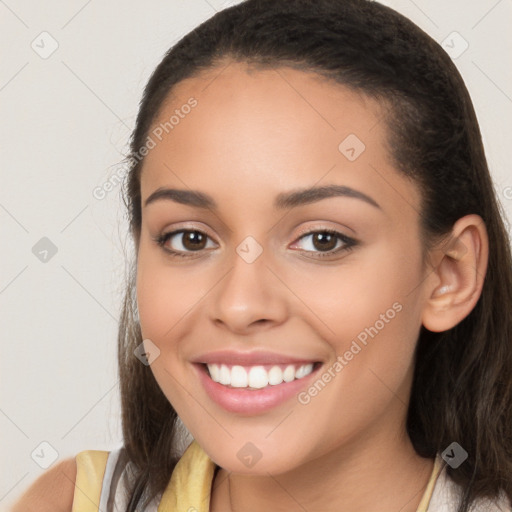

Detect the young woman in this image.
[12,0,512,511]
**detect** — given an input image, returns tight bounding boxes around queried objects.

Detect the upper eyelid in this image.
[293,224,355,240]
[159,218,355,237]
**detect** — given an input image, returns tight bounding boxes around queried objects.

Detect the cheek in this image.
[135,248,198,407]
[286,239,423,340]
[135,242,222,403]
[288,241,424,401]
[136,244,207,341]
[136,266,181,340]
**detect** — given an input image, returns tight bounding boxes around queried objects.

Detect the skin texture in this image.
[9,457,76,511]
[136,62,488,512]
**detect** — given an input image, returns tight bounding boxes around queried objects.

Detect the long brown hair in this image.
[118,1,512,509]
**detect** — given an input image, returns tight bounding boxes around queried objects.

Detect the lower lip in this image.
[194,363,321,414]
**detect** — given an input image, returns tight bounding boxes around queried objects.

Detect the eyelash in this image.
[152,228,358,260]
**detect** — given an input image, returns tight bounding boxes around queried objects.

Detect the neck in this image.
[211,424,434,512]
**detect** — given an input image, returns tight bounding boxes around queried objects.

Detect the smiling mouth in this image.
[203,362,321,390]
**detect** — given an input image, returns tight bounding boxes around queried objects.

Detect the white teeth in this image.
[219,364,231,385]
[209,363,220,382]
[268,366,283,385]
[296,365,307,379]
[283,365,296,382]
[248,366,268,389]
[206,362,315,389]
[231,365,248,387]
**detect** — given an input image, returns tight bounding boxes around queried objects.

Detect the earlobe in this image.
[421,215,489,333]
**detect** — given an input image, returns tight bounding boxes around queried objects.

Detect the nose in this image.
[208,242,288,334]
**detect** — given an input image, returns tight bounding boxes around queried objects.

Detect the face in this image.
[136,62,429,475]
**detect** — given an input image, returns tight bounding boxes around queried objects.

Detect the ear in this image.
[421,214,489,333]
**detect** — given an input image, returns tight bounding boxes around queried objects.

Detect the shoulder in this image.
[9,456,77,512]
[9,449,113,512]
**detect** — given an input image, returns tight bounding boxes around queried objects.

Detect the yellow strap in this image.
[415,456,444,511]
[71,450,110,512]
[70,444,440,511]
[157,442,442,512]
[159,440,217,512]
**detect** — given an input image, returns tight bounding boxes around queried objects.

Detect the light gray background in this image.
[1,0,511,508]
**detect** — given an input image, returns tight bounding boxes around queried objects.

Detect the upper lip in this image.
[191,350,319,366]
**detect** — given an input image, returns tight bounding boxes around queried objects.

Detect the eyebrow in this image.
[144,184,381,210]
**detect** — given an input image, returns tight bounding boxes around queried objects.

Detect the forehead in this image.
[140,61,420,219]
[150,61,384,160]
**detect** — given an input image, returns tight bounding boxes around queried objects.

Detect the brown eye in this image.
[156,229,216,256]
[311,232,338,251]
[291,229,357,259]
[181,231,207,251]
